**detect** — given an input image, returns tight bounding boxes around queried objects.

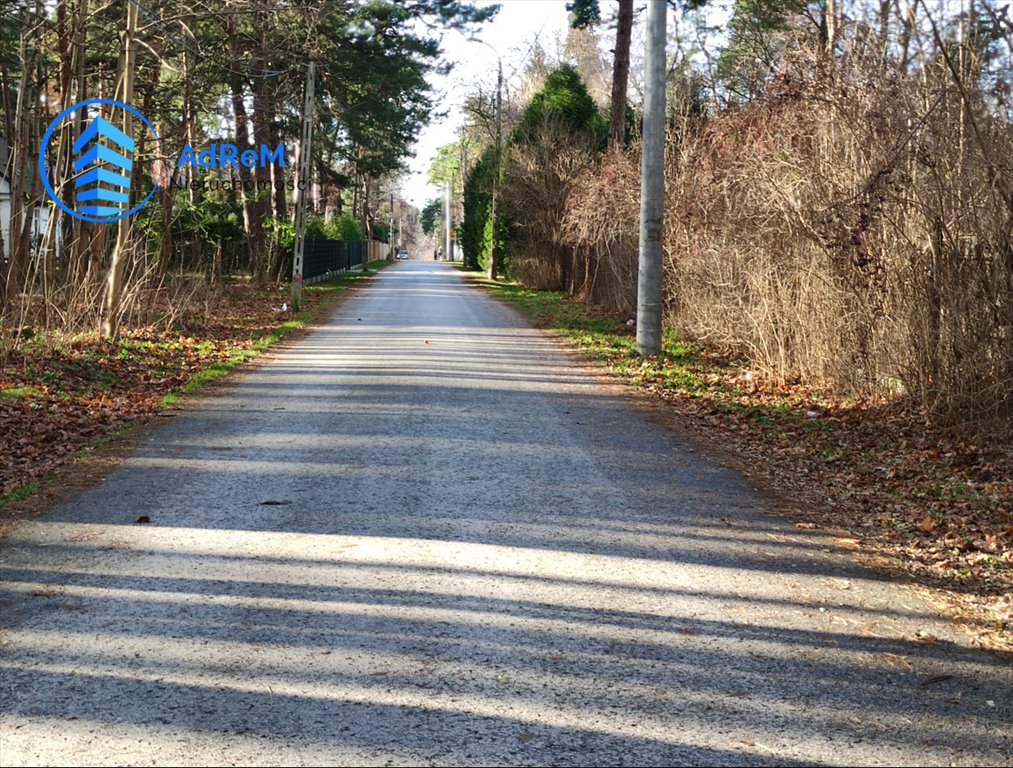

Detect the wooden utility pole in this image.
[635,0,665,356]
[291,60,315,312]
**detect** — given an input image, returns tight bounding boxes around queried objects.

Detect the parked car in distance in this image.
[396,249,409,260]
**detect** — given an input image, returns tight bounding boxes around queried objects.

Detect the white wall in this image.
[1,176,55,260]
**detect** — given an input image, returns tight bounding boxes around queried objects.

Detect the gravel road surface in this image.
[1,261,1010,766]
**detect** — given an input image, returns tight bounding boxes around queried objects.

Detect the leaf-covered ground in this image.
[476,278,1012,651]
[0,270,381,505]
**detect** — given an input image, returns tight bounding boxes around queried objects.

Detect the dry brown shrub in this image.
[673,46,1011,432]
[562,149,640,314]
[562,43,1012,434]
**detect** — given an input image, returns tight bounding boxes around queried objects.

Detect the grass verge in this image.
[0,482,38,510]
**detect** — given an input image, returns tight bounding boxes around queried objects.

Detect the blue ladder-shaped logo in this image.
[38,98,162,224]
[73,116,134,220]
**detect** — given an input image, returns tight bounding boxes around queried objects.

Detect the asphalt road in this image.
[1,261,1010,766]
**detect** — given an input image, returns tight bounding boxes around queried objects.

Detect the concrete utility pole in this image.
[291,60,315,312]
[636,0,666,356]
[444,179,451,260]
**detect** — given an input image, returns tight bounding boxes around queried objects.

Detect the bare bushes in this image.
[1,233,219,365]
[561,44,1012,432]
[663,76,902,391]
[675,51,1011,430]
[562,149,640,313]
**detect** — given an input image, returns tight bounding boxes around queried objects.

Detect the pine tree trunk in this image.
[609,0,633,149]
[229,77,268,284]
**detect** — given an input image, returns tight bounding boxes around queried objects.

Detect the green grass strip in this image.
[0,482,39,510]
[468,276,825,434]
[0,385,46,399]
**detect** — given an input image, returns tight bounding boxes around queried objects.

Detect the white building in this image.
[0,170,54,261]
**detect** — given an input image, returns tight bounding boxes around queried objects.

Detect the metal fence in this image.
[303,239,367,281]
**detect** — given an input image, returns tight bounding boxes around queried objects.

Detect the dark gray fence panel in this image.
[303,240,367,280]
